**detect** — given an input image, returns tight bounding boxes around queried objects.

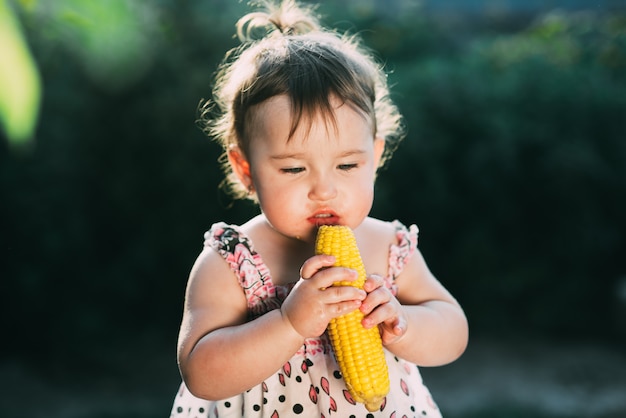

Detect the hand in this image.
[280,255,367,339]
[360,274,408,345]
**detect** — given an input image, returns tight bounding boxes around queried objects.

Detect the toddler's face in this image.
[244,95,384,242]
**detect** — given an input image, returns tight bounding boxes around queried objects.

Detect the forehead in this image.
[249,95,374,147]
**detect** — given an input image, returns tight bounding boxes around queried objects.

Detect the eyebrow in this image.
[270,152,306,161]
[270,149,367,161]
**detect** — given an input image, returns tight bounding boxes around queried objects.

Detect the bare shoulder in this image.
[356,217,398,245]
[178,247,248,359]
[357,216,397,236]
[185,247,247,315]
[356,217,398,275]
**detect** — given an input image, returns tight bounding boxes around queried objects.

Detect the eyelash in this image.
[281,164,358,174]
[338,163,358,171]
[280,167,305,174]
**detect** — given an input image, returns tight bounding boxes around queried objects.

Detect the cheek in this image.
[254,177,295,210]
[358,172,377,202]
[358,169,377,193]
[359,183,375,209]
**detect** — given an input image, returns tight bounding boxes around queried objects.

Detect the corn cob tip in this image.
[365,398,384,412]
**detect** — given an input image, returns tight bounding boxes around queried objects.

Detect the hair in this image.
[200,0,406,200]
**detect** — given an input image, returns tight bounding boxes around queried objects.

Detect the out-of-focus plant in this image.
[1,0,160,147]
[481,10,626,72]
[23,0,159,91]
[66,1,155,89]
[0,0,41,146]
[378,9,626,337]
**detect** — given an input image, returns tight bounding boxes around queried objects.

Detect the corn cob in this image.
[315,225,389,412]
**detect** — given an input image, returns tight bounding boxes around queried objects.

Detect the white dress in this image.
[170,221,442,418]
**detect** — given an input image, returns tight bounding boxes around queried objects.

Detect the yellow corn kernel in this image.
[315,225,390,412]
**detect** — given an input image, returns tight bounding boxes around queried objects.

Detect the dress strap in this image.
[202,222,285,317]
[203,223,264,286]
[384,220,419,296]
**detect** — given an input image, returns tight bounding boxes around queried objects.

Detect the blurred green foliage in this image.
[0,0,40,144]
[1,0,625,369]
[372,10,626,337]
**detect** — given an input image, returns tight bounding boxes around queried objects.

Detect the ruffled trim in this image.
[204,222,288,317]
[384,220,419,296]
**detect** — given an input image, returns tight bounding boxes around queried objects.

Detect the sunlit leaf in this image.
[0,0,41,145]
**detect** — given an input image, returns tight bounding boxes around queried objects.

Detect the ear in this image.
[227,146,253,191]
[373,137,386,167]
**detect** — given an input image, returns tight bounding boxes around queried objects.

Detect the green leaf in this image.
[0,0,41,145]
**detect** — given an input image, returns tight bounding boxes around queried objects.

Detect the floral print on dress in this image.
[171,220,441,418]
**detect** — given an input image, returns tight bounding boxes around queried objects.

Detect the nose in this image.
[308,171,337,202]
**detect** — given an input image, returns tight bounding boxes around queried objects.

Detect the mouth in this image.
[309,211,340,227]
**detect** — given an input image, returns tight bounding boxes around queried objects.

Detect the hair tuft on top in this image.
[237,0,320,41]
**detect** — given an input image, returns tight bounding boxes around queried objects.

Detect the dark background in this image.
[2,1,626,417]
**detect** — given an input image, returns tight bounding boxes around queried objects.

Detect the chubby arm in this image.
[176,248,304,400]
[361,248,469,367]
[177,249,367,400]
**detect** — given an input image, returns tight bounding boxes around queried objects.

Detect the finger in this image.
[363,274,385,293]
[381,316,408,345]
[299,255,336,280]
[323,285,366,304]
[328,299,363,318]
[311,266,359,290]
[361,301,395,329]
[387,314,407,336]
[359,286,391,316]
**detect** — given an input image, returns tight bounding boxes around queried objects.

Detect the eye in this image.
[281,167,305,174]
[338,163,358,171]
